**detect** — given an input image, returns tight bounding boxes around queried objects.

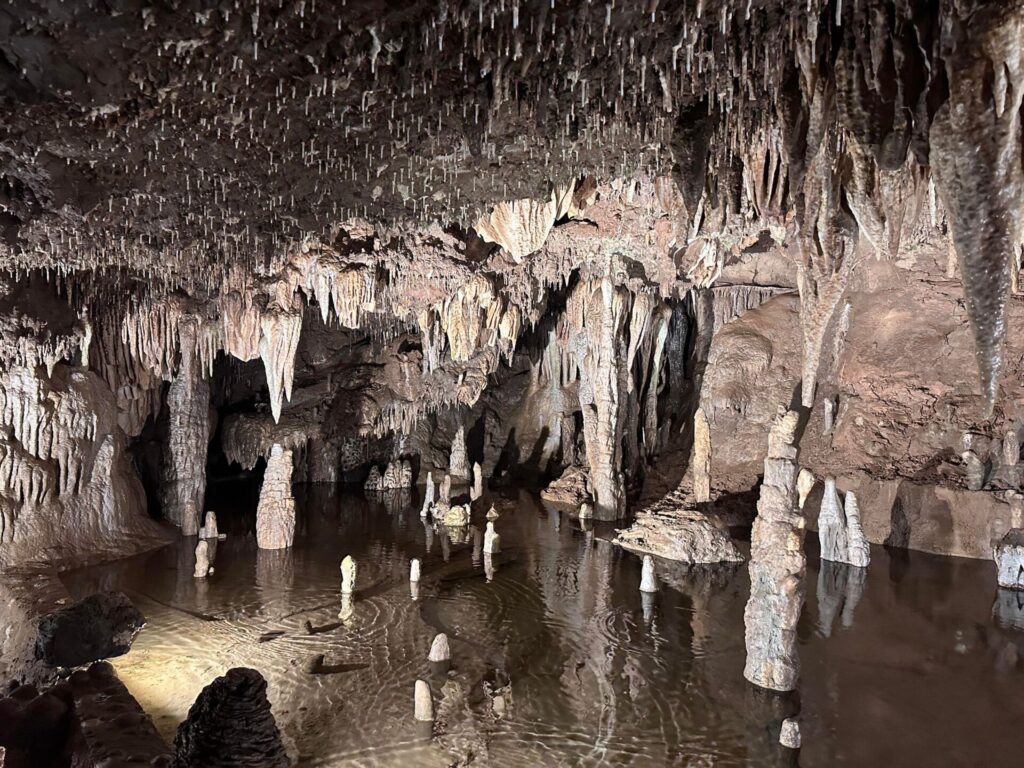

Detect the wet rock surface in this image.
[34,591,144,669]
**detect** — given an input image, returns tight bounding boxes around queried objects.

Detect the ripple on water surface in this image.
[61,483,1024,767]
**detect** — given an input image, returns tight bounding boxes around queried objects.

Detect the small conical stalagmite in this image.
[340,555,357,594]
[471,462,483,501]
[414,680,433,721]
[797,469,815,510]
[780,718,801,749]
[640,555,658,593]
[428,633,450,662]
[410,558,421,582]
[818,478,848,563]
[483,521,500,553]
[200,510,218,539]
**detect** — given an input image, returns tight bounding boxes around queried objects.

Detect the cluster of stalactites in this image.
[419,273,521,372]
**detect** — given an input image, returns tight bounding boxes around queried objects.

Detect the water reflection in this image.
[59,484,1024,767]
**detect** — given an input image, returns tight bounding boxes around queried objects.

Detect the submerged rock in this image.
[172,668,289,768]
[779,718,801,749]
[35,592,144,668]
[613,508,743,564]
[444,504,471,528]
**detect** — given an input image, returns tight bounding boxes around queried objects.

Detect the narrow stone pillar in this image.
[256,444,295,550]
[161,319,210,530]
[483,521,500,554]
[194,540,211,578]
[414,680,433,721]
[428,633,450,662]
[340,555,357,594]
[744,408,806,691]
[639,555,658,593]
[693,407,711,503]
[579,277,629,521]
[470,462,484,501]
[449,427,469,481]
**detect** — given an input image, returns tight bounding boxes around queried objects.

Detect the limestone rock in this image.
[193,540,211,579]
[340,555,357,594]
[470,462,483,501]
[483,521,500,554]
[797,469,816,510]
[172,668,289,768]
[449,428,469,480]
[256,444,295,550]
[414,680,433,722]
[443,504,470,528]
[380,459,413,489]
[199,511,219,540]
[540,465,591,508]
[693,407,711,503]
[613,509,743,564]
[818,478,849,563]
[428,633,450,663]
[780,718,801,749]
[639,555,658,593]
[410,558,421,583]
[744,408,805,692]
[995,529,1024,590]
[34,592,144,669]
[421,471,435,518]
[363,465,382,492]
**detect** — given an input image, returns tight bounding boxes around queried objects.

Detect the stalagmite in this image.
[844,492,871,568]
[421,471,435,517]
[483,521,500,554]
[363,465,382,492]
[470,462,483,501]
[780,718,801,749]
[428,633,450,663]
[963,449,988,491]
[414,680,433,722]
[639,555,658,593]
[161,319,210,530]
[439,475,452,505]
[744,408,805,691]
[449,428,469,481]
[797,469,815,510]
[194,540,211,578]
[818,478,849,564]
[443,504,470,527]
[199,511,219,540]
[693,407,711,503]
[340,555,357,594]
[410,558,421,583]
[256,444,295,550]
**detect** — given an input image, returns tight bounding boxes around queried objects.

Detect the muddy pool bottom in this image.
[62,482,1024,766]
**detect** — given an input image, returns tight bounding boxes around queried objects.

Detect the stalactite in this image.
[259,306,303,423]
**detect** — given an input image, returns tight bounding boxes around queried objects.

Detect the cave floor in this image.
[62,482,1024,766]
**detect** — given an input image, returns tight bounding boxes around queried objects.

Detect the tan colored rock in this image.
[744,408,805,692]
[614,508,743,563]
[340,555,357,594]
[693,407,711,503]
[444,504,470,527]
[256,444,295,550]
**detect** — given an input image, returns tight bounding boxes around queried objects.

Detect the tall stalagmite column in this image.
[580,277,628,521]
[256,444,296,549]
[743,408,806,691]
[161,318,210,530]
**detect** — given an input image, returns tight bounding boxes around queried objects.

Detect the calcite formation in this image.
[818,479,871,568]
[995,530,1024,590]
[744,409,805,692]
[172,668,289,768]
[255,444,296,550]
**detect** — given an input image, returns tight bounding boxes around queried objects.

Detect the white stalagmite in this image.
[439,475,452,504]
[844,491,871,568]
[483,521,501,554]
[449,427,469,480]
[744,408,805,691]
[818,478,849,563]
[194,540,211,578]
[414,680,433,721]
[780,718,801,749]
[640,555,658,592]
[797,468,816,510]
[421,471,435,517]
[161,318,210,530]
[1005,429,1021,466]
[340,555,357,594]
[410,558,421,582]
[428,633,450,662]
[200,510,219,539]
[471,462,483,501]
[256,444,295,549]
[693,406,711,502]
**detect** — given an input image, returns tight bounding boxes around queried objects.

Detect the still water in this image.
[63,482,1024,767]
